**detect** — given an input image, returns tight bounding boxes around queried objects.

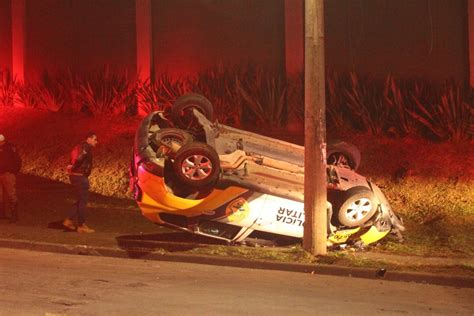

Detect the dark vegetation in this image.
[1,66,473,141]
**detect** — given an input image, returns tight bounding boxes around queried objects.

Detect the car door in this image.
[252,194,305,238]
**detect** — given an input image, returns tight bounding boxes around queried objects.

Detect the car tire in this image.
[173,142,220,187]
[152,128,193,157]
[171,93,214,130]
[337,187,378,227]
[152,127,193,147]
[327,141,361,170]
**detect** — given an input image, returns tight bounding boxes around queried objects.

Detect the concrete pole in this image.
[303,0,327,256]
[136,0,152,82]
[136,0,152,115]
[284,0,304,76]
[11,0,25,86]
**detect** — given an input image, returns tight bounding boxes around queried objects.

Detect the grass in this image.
[184,244,474,276]
[187,244,316,264]
[343,134,474,259]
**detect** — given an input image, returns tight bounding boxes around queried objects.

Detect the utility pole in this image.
[303,0,327,255]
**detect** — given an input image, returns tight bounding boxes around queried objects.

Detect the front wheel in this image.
[172,142,220,188]
[336,187,378,227]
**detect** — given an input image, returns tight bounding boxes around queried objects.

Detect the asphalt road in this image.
[0,248,473,316]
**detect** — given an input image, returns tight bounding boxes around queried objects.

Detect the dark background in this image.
[0,0,469,83]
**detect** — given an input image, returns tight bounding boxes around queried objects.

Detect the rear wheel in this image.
[173,142,220,187]
[327,141,361,170]
[171,93,213,133]
[337,187,378,227]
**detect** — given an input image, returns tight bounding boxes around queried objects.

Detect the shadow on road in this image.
[115,232,227,257]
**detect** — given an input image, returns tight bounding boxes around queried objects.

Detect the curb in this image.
[1,238,473,289]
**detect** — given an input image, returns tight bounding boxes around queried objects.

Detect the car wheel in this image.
[152,128,193,157]
[173,142,220,187]
[152,127,193,146]
[327,141,361,170]
[171,93,214,131]
[337,187,378,227]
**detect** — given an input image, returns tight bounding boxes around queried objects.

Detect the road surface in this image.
[0,248,472,315]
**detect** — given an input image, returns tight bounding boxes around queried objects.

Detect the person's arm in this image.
[70,144,90,170]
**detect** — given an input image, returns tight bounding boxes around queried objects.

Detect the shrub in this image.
[408,82,472,142]
[287,74,304,125]
[75,66,136,115]
[5,64,472,141]
[33,70,76,112]
[17,83,38,108]
[383,75,416,136]
[193,65,244,127]
[326,72,350,130]
[136,74,190,114]
[342,72,391,134]
[0,69,17,107]
[14,70,78,112]
[136,79,163,113]
[235,66,287,130]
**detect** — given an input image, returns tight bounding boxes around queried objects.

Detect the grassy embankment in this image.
[1,107,473,265]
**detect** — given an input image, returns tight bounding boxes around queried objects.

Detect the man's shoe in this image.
[77,224,95,233]
[62,218,76,230]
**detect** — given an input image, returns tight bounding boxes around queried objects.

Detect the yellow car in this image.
[130,93,404,246]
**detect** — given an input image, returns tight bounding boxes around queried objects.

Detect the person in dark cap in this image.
[63,132,98,233]
[0,134,22,222]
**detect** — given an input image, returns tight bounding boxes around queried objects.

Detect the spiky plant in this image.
[75,66,136,115]
[136,74,191,114]
[136,79,162,113]
[55,69,82,112]
[326,72,349,130]
[16,83,39,108]
[0,69,17,107]
[287,73,304,124]
[343,72,391,134]
[155,74,191,107]
[383,75,416,136]
[32,70,73,112]
[236,66,287,131]
[408,82,472,142]
[193,64,245,127]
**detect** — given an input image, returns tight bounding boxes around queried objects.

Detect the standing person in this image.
[0,134,22,222]
[63,132,98,233]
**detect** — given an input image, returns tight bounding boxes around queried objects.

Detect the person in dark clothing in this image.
[63,132,98,233]
[0,134,22,222]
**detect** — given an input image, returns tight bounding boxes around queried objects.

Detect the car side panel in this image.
[253,195,305,238]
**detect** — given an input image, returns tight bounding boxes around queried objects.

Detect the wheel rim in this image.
[181,154,213,180]
[161,135,184,146]
[344,198,373,222]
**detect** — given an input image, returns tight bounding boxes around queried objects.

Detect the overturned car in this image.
[130,93,404,246]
